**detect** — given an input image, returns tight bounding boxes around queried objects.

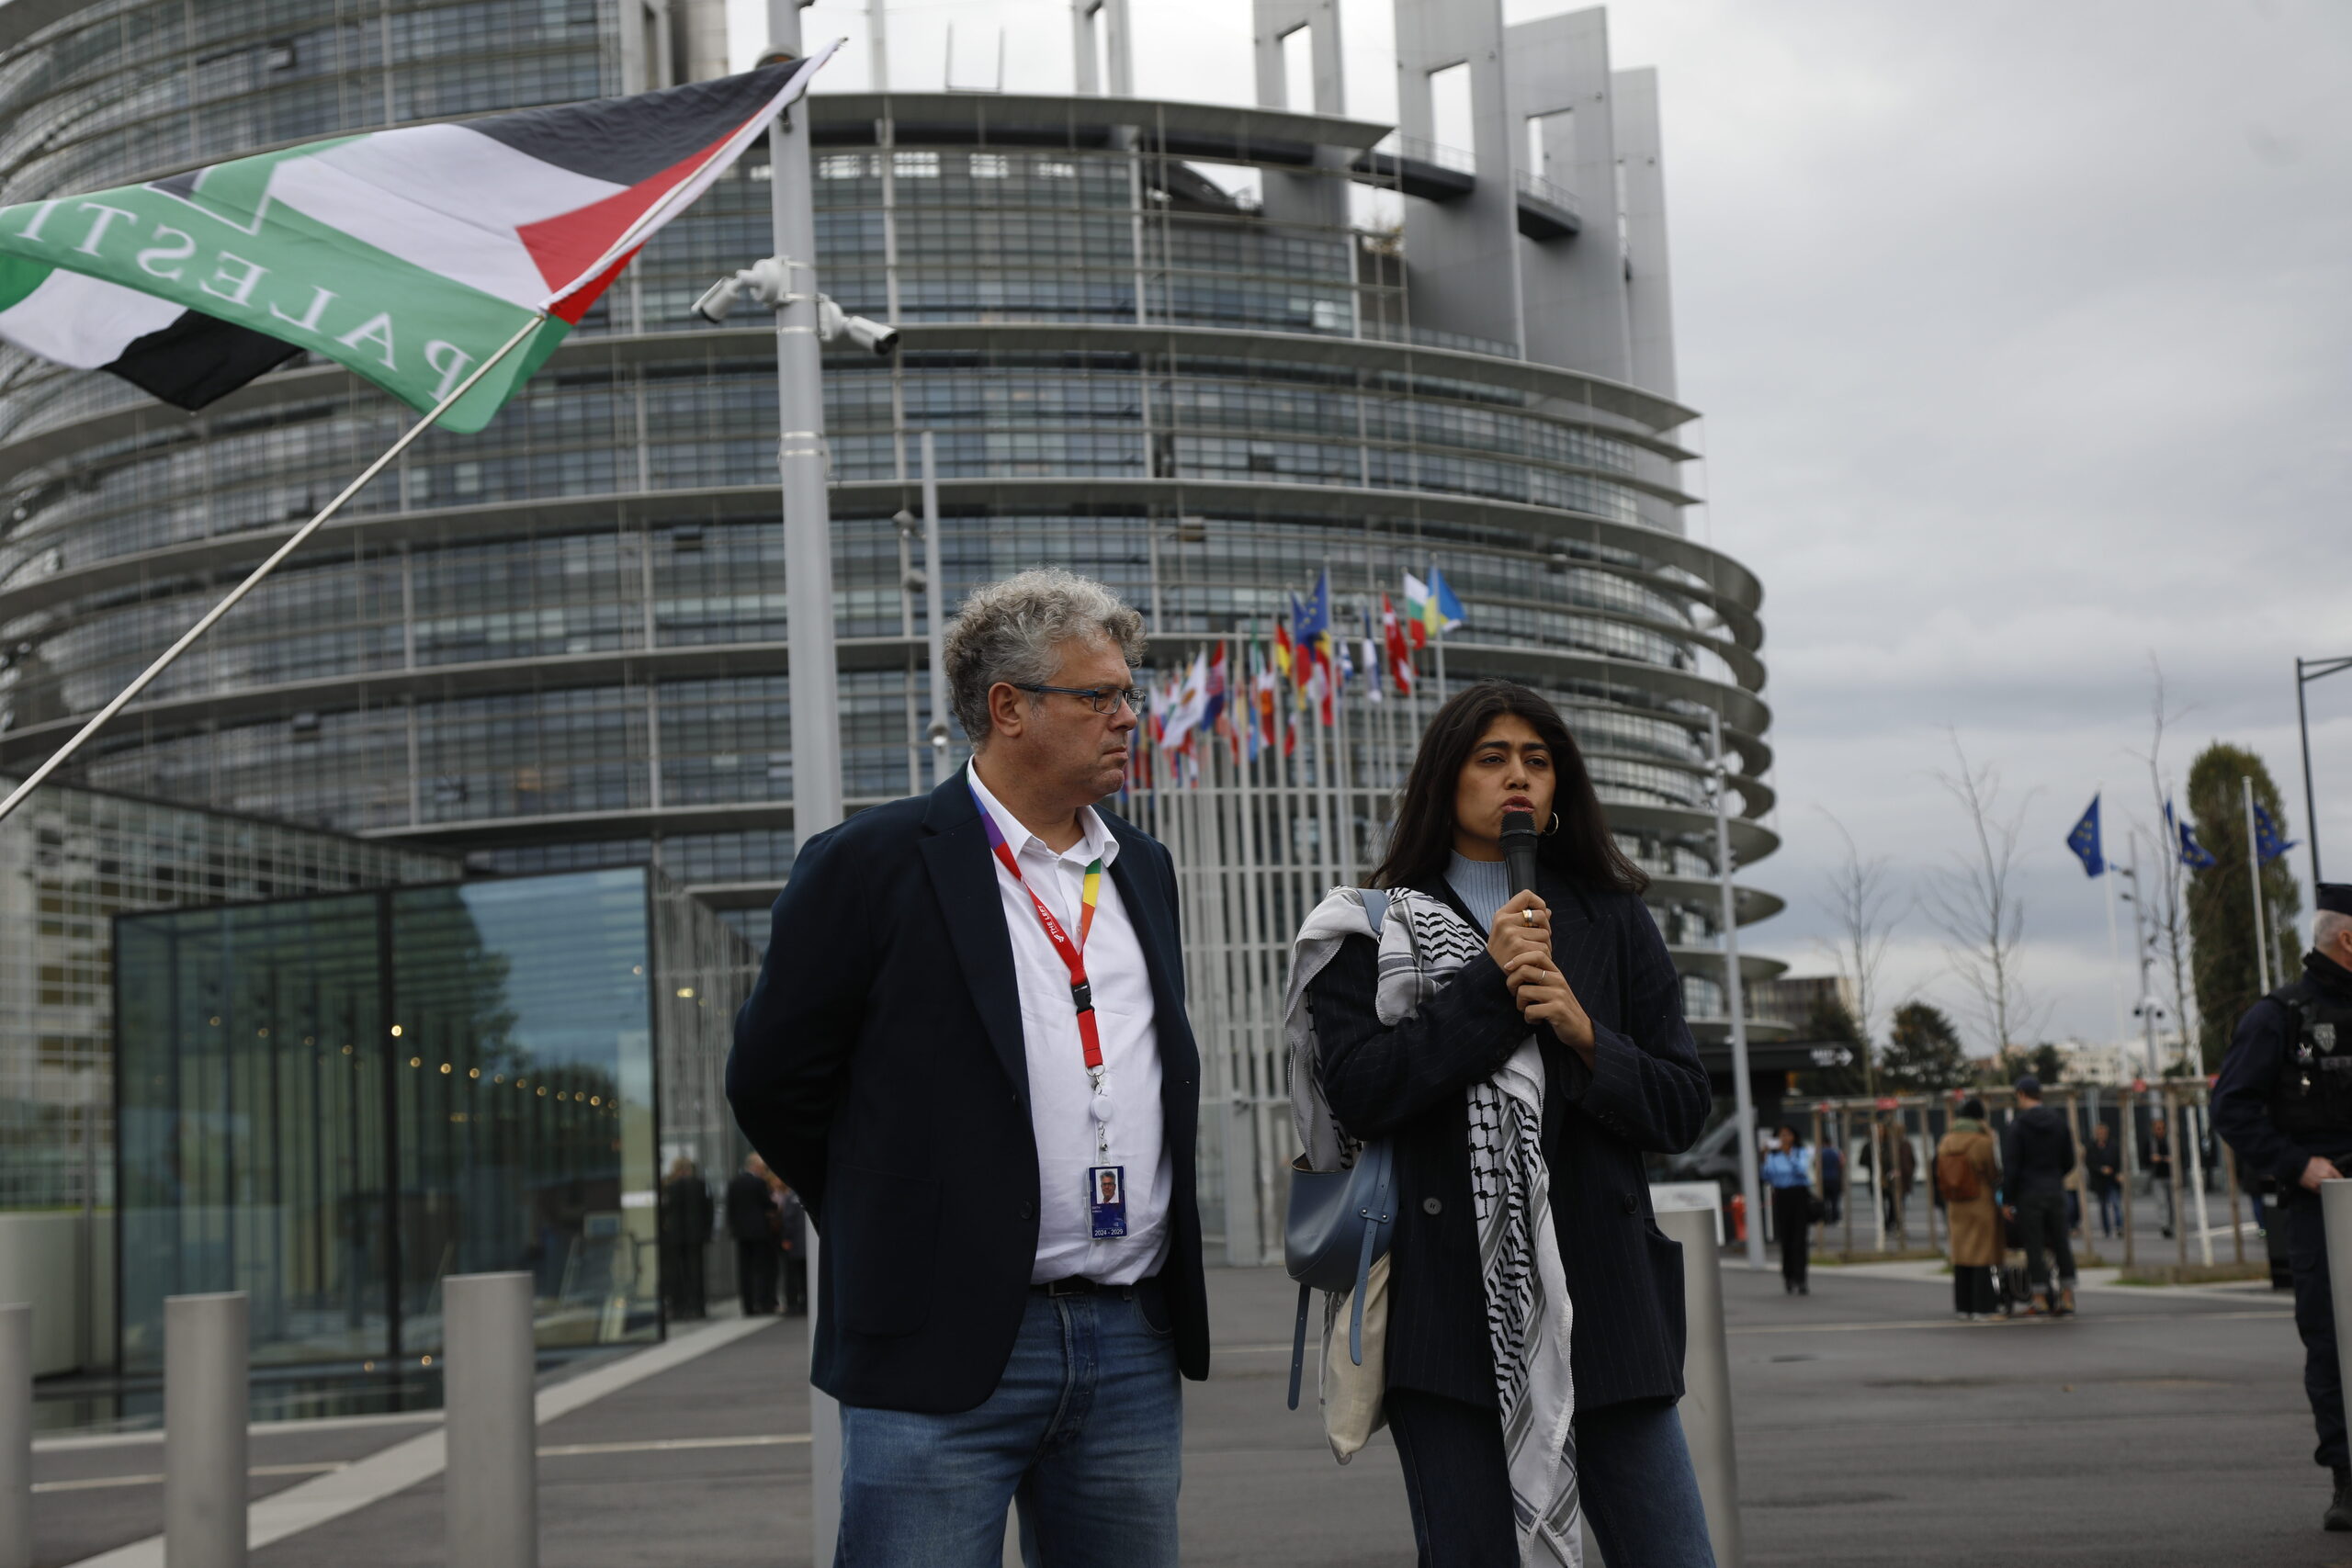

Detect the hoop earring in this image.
[1544,812,1561,837]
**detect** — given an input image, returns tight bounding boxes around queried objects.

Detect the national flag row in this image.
[2065,792,2295,876]
[1136,567,1467,784]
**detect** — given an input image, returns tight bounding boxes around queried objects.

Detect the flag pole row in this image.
[1124,563,1462,1262]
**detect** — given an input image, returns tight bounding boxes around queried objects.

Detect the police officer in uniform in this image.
[2215,884,2352,1532]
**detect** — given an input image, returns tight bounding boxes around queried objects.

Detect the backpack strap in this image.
[1287,1280,1313,1411]
[1361,887,1390,939]
[1347,1139,1396,1366]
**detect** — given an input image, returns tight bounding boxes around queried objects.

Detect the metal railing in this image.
[1515,166,1580,219]
[1384,134,1476,175]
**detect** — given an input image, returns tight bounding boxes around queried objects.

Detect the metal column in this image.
[1657,1206,1742,1565]
[445,1272,537,1568]
[0,1305,28,1568]
[165,1292,248,1568]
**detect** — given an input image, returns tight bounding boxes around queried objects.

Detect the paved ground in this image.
[25,1256,2352,1567]
[1725,1263,2328,1567]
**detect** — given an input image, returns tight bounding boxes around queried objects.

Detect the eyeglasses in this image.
[1012,682,1149,716]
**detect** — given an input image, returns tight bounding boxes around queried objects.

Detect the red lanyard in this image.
[976,785,1105,1070]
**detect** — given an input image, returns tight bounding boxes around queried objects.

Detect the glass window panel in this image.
[389,870,655,1354]
[112,868,726,1373]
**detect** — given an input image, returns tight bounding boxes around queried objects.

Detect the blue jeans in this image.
[835,1287,1182,1567]
[1387,1388,1717,1567]
[2096,1184,2123,1236]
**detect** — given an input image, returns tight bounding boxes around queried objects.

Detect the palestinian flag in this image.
[0,45,836,434]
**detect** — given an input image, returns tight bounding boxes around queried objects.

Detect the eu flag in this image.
[2255,802,2299,866]
[2178,818,2217,871]
[1294,570,1329,646]
[2065,795,2103,876]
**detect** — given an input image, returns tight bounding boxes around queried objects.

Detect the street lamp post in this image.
[761,6,843,1562]
[2297,655,2352,889]
[765,0,842,840]
[1709,713,1765,1271]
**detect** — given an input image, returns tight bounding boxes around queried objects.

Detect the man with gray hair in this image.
[2217,883,2352,1533]
[729,567,1206,1566]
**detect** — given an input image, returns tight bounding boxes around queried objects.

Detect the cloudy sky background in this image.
[732,0,2352,1055]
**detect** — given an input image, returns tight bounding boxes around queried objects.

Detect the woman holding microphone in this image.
[1290,682,1716,1566]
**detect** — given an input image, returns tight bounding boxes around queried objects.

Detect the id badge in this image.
[1089,1164,1128,1239]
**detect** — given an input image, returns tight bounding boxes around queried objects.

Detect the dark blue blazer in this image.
[727,769,1210,1413]
[1306,869,1709,1412]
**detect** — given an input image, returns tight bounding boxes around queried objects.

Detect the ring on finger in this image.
[1521,908,1536,926]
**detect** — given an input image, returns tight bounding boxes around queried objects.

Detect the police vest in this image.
[2268,977,2352,1142]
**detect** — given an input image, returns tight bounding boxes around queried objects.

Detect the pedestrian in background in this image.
[775,1179,808,1316]
[1938,1100,2001,1320]
[726,1153,781,1315]
[659,1156,714,1321]
[2147,1114,2176,1239]
[1819,1135,1845,1226]
[1762,1125,1815,1296]
[1875,1118,1917,1238]
[729,569,1208,1567]
[2086,1122,2124,1239]
[2001,1076,2077,1317]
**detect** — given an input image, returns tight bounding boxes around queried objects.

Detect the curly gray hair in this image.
[944,568,1148,745]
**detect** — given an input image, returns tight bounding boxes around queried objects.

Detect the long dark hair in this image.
[1369,681,1649,897]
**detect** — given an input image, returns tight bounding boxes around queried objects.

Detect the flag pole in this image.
[0,311,548,826]
[2245,774,2272,995]
[1431,561,1449,705]
[2098,789,2127,1049]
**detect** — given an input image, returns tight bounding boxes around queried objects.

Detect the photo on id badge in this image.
[1090,1165,1126,1238]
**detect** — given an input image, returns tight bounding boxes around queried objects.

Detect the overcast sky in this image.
[736,0,2352,1053]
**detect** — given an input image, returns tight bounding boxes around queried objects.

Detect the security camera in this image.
[839,313,900,355]
[692,274,743,323]
[815,296,899,355]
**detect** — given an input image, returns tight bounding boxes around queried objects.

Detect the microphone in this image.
[1499,809,1540,902]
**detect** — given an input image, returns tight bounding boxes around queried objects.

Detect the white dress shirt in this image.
[967,762,1170,1285]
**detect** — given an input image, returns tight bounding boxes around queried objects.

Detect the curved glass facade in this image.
[0,3,1773,1015]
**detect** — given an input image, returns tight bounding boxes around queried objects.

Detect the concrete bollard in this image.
[445,1272,537,1568]
[2323,1183,2352,1408]
[165,1292,248,1568]
[0,1303,28,1568]
[1658,1205,1742,1567]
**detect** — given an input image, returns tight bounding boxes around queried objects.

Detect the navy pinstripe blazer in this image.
[1306,868,1710,1412]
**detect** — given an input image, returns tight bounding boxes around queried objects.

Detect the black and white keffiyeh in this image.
[1287,886,1581,1566]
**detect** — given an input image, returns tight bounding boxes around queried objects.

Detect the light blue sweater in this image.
[1444,852,1511,934]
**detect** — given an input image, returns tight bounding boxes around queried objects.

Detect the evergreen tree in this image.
[2185,744,2302,1067]
[1793,995,1871,1098]
[1881,1000,1970,1092]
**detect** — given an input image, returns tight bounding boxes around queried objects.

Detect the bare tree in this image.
[1813,811,1908,1254]
[1811,808,1905,1070]
[1924,730,2041,1054]
[2126,657,2198,1073]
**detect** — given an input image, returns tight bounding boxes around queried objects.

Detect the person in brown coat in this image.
[1938,1099,2002,1320]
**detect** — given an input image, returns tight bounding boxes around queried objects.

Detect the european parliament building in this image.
[0,0,1781,1270]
